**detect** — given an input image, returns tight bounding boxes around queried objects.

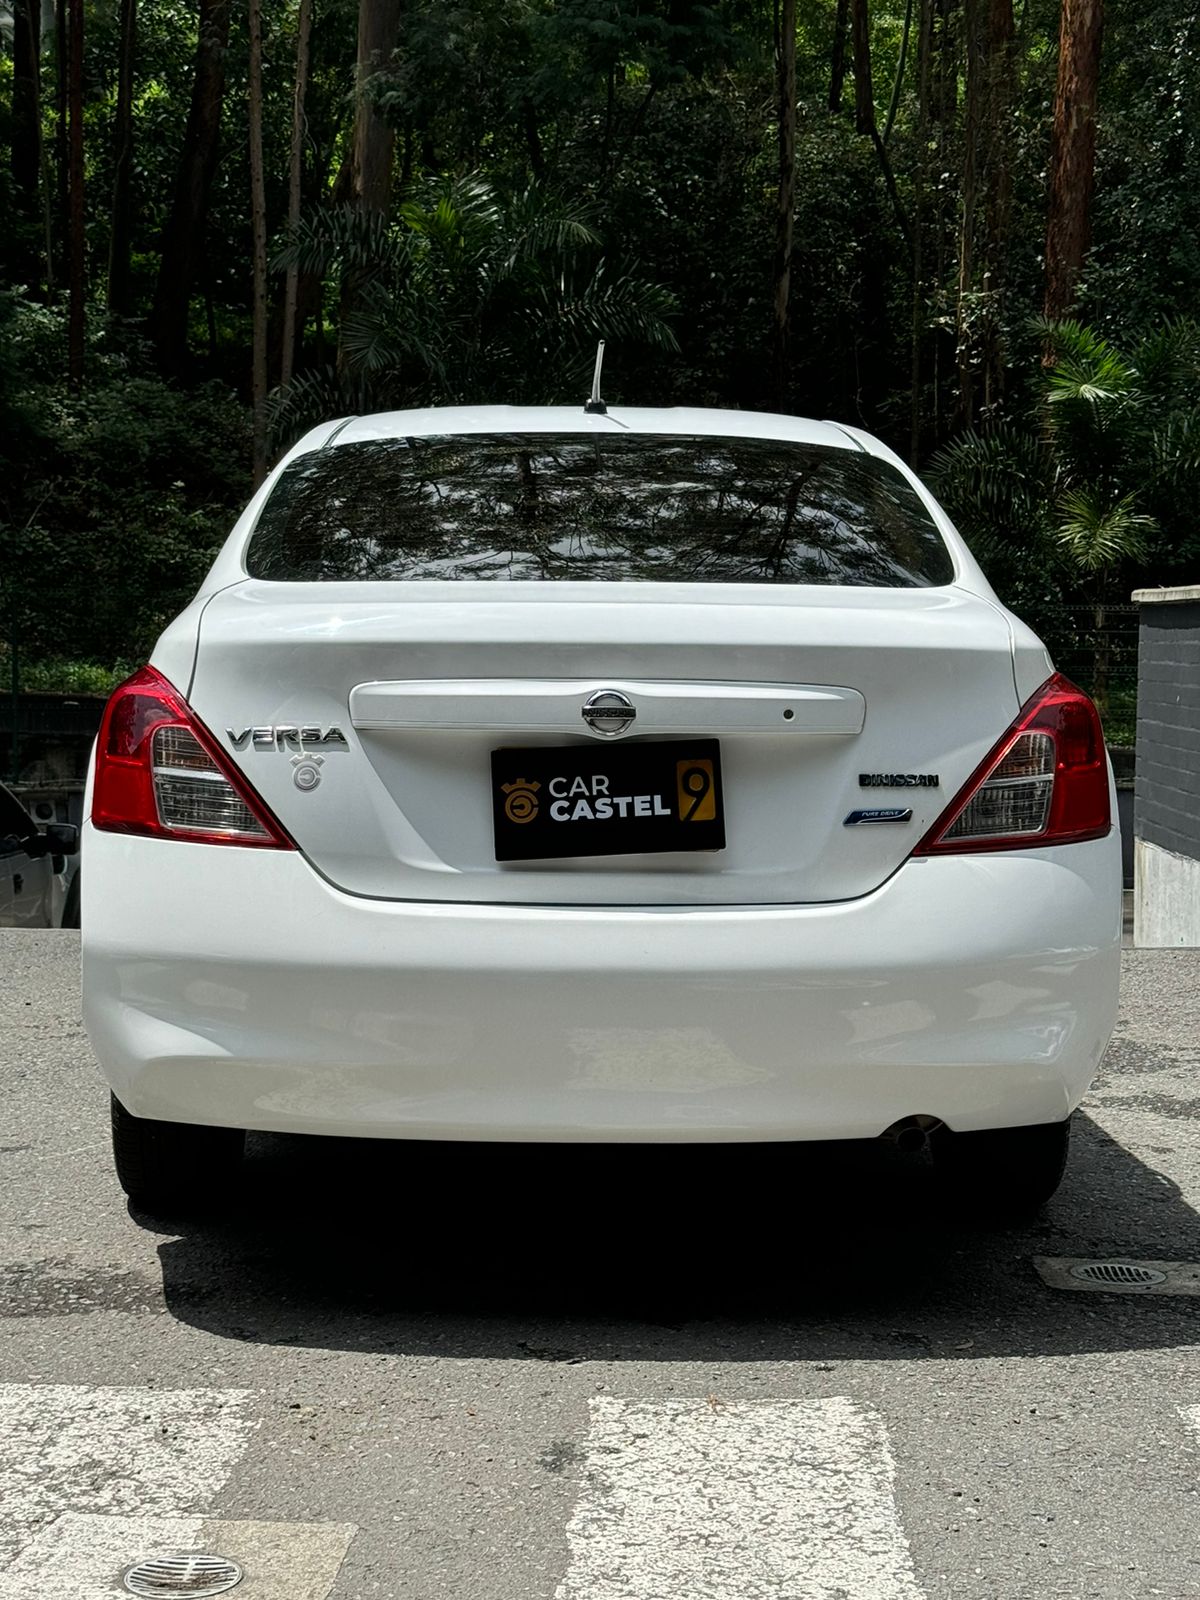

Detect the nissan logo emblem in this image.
[581,689,637,737]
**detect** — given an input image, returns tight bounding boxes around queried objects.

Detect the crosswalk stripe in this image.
[555,1396,925,1600]
[0,1384,257,1565]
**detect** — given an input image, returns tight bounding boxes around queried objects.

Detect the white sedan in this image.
[0,781,78,927]
[80,406,1121,1214]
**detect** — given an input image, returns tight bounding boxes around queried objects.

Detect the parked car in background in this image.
[81,405,1122,1217]
[0,780,79,927]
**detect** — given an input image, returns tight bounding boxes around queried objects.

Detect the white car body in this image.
[81,407,1121,1151]
[0,782,72,928]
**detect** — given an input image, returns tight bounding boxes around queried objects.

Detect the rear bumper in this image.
[81,827,1122,1142]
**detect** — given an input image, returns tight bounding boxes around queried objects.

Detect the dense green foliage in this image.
[0,293,249,673]
[1,0,1198,707]
[932,317,1200,720]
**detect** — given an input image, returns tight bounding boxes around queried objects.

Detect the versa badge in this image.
[227,725,349,752]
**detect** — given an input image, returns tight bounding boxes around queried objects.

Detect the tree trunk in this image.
[882,0,914,145]
[151,0,232,375]
[249,0,269,483]
[829,0,850,112]
[851,0,911,245]
[955,0,984,426]
[980,0,1014,410]
[771,0,797,410]
[522,98,545,180]
[1044,0,1103,320]
[340,0,401,383]
[107,0,138,316]
[850,0,875,135]
[10,0,43,290]
[909,0,933,464]
[928,0,960,439]
[281,0,314,390]
[351,0,401,213]
[66,0,85,393]
[55,0,69,287]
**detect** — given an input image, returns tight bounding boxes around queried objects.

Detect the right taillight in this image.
[92,666,293,848]
[914,673,1111,855]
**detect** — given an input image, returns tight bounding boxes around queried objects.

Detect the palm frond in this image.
[927,425,1053,538]
[268,367,347,450]
[1053,489,1155,572]
[1034,317,1136,405]
[277,174,676,411]
[1152,404,1200,485]
[535,262,679,349]
[1130,316,1200,401]
[272,204,413,279]
[492,186,600,278]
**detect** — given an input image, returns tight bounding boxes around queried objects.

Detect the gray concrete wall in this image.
[1133,587,1200,946]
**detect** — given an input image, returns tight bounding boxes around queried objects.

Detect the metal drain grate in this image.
[1036,1256,1200,1295]
[1068,1261,1167,1287]
[123,1553,243,1597]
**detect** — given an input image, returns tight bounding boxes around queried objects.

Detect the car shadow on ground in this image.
[146,1110,1200,1365]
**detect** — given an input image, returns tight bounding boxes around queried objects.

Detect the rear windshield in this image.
[247,433,954,587]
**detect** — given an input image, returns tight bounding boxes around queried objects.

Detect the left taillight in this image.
[92,666,293,848]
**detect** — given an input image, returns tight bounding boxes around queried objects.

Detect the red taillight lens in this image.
[914,673,1111,855]
[92,666,293,848]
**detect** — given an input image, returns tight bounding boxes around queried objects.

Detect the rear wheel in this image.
[932,1116,1071,1218]
[110,1094,245,1213]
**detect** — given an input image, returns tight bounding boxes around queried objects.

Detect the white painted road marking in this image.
[556,1396,925,1600]
[0,1513,356,1600]
[0,1384,257,1565]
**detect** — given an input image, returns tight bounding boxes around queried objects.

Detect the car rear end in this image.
[81,408,1121,1208]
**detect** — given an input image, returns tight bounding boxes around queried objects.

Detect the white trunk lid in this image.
[182,581,1020,906]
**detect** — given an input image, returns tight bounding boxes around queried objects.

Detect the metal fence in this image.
[1036,603,1140,753]
[0,692,107,787]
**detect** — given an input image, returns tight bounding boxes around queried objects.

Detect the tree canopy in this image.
[1,0,1197,735]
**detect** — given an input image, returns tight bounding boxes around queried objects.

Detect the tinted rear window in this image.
[247,434,954,587]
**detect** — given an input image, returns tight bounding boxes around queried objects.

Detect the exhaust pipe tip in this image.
[881,1115,944,1155]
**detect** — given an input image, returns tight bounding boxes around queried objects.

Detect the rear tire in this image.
[110,1094,245,1213]
[932,1116,1071,1218]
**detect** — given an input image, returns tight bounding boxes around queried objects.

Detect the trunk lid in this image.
[183,580,1019,906]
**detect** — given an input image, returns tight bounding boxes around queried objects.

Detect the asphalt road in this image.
[2,930,1199,1599]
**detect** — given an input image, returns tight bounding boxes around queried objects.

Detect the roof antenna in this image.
[583,340,607,414]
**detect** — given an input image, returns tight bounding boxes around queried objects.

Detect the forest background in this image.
[1,0,1198,742]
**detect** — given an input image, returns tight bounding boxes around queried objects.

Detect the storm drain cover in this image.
[1034,1256,1200,1295]
[1068,1261,1167,1287]
[123,1553,243,1597]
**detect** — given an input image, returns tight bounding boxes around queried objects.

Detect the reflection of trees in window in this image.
[248,435,953,587]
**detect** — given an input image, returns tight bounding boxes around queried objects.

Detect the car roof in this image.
[330,405,865,453]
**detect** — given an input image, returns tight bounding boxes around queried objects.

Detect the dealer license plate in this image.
[492,740,725,862]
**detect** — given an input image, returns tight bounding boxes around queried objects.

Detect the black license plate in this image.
[492,740,725,861]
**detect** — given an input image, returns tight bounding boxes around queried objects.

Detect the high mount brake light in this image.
[92,666,293,848]
[915,673,1110,855]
